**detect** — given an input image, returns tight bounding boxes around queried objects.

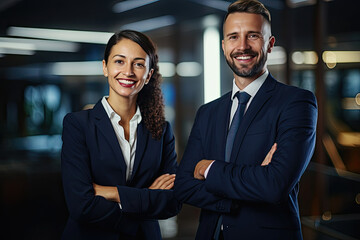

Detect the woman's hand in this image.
[261,143,277,166]
[148,174,176,190]
[93,183,120,203]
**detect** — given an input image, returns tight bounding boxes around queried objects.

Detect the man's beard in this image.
[226,50,267,78]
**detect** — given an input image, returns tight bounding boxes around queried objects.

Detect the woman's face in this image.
[103,38,153,100]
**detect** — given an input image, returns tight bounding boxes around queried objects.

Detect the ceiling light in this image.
[0,37,79,52]
[7,26,112,44]
[0,47,34,55]
[121,15,176,32]
[0,41,35,51]
[192,0,229,11]
[176,62,202,77]
[286,0,316,8]
[49,61,103,76]
[291,51,318,65]
[113,0,159,13]
[159,62,175,77]
[323,51,360,64]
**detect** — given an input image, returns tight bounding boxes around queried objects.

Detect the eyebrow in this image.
[225,31,262,37]
[112,54,146,61]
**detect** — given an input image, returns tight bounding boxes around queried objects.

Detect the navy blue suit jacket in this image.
[174,75,317,240]
[61,100,181,240]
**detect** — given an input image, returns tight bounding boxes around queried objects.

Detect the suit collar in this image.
[91,101,127,180]
[214,92,232,161]
[129,122,149,183]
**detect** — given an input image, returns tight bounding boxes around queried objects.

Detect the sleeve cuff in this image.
[204,161,215,179]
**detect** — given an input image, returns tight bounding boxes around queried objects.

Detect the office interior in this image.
[0,0,359,239]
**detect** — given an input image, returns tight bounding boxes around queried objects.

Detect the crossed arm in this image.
[193,143,277,180]
[93,174,176,203]
[96,142,275,202]
[174,89,317,210]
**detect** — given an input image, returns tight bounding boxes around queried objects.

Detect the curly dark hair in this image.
[104,30,165,140]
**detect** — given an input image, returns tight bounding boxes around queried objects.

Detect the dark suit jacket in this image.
[174,75,317,240]
[61,100,180,240]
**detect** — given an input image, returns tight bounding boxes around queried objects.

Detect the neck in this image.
[234,69,265,90]
[107,93,137,123]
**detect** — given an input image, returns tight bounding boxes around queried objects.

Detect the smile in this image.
[235,55,252,60]
[117,79,136,87]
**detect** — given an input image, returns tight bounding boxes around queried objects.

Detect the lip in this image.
[233,54,255,63]
[117,78,136,88]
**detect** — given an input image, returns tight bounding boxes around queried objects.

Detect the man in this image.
[174,0,318,239]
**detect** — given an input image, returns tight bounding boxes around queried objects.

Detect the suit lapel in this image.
[91,101,127,174]
[215,92,232,161]
[130,121,149,182]
[230,75,277,162]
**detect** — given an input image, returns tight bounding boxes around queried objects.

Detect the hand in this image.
[149,174,176,190]
[261,143,277,166]
[93,183,120,203]
[194,160,214,180]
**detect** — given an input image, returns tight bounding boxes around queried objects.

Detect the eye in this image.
[248,34,260,40]
[228,35,238,40]
[115,59,124,64]
[134,62,145,68]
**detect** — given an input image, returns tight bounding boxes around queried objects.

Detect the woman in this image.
[61,30,180,240]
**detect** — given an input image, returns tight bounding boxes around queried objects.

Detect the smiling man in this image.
[174,0,318,239]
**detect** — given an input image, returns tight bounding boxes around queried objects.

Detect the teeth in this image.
[118,79,135,85]
[236,56,251,60]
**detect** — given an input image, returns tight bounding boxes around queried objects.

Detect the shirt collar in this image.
[101,96,142,124]
[231,69,269,100]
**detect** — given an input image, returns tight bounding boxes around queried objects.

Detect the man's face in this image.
[222,12,275,80]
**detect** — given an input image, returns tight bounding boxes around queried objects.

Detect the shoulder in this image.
[274,80,317,104]
[63,100,103,126]
[162,121,175,136]
[198,92,231,115]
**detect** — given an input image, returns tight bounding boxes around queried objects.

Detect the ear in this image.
[222,39,225,53]
[267,36,276,53]
[145,68,154,85]
[102,60,108,77]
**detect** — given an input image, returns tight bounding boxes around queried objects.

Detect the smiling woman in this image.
[61,30,181,240]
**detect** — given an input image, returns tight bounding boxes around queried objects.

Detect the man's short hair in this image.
[224,0,271,23]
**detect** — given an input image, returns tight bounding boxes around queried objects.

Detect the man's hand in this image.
[149,174,176,190]
[261,143,277,166]
[194,160,214,180]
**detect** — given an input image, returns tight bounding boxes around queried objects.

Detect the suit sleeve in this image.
[61,113,136,234]
[205,90,318,204]
[174,107,233,213]
[117,122,181,219]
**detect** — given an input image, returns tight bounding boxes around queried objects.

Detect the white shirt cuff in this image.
[204,161,215,179]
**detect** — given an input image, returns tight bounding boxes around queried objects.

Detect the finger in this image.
[150,174,170,187]
[261,143,277,166]
[194,165,200,178]
[159,176,175,189]
[150,174,174,189]
[268,143,277,159]
[164,181,174,190]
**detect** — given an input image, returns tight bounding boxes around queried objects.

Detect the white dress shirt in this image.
[204,70,269,178]
[101,96,142,181]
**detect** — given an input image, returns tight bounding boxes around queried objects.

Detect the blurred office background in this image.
[0,0,359,239]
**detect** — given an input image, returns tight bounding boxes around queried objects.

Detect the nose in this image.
[236,36,250,51]
[122,63,134,76]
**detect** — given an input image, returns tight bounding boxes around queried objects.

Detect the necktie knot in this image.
[235,91,251,105]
